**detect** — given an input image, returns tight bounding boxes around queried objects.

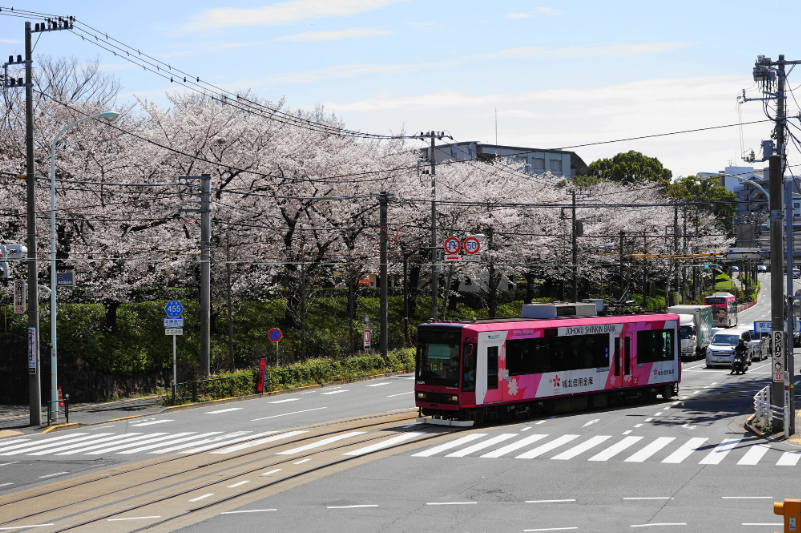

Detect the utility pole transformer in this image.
[24,22,41,426]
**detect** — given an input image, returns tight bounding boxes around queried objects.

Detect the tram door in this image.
[476,332,505,405]
[612,337,622,387]
[622,335,633,386]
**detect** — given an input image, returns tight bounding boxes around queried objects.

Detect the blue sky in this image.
[3,0,801,177]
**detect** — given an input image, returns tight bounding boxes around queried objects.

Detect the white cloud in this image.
[535,7,563,16]
[0,39,19,43]
[186,0,411,29]
[313,75,765,178]
[507,13,531,19]
[406,21,435,27]
[276,28,392,42]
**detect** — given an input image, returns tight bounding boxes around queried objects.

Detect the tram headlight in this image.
[416,392,426,400]
[448,395,459,403]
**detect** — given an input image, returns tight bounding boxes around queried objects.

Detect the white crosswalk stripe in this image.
[58,433,172,455]
[29,434,138,456]
[211,431,307,454]
[277,432,367,455]
[0,433,88,454]
[88,433,194,455]
[411,432,797,467]
[0,434,108,456]
[344,432,426,456]
[698,438,741,465]
[119,433,222,454]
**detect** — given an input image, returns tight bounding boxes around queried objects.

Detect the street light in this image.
[49,111,119,421]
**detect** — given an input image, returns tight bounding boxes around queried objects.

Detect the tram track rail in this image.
[0,410,434,528]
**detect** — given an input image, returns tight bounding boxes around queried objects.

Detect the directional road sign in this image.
[268,328,282,342]
[164,318,184,328]
[754,320,800,333]
[165,300,183,318]
[56,272,75,287]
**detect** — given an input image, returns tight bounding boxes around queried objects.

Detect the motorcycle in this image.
[731,352,747,375]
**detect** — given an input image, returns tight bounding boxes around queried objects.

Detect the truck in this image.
[666,305,713,360]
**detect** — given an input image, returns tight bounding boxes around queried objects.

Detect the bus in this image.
[704,292,737,328]
[415,304,680,425]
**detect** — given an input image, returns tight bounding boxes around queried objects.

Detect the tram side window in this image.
[507,334,609,376]
[637,329,675,363]
[462,343,477,392]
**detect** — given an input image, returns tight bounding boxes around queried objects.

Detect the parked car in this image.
[706,328,754,368]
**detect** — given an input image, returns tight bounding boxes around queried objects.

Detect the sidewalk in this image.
[0,395,165,435]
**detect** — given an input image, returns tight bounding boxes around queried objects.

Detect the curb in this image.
[40,422,80,434]
[744,414,801,446]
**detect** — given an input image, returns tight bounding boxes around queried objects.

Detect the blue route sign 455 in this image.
[165,300,184,318]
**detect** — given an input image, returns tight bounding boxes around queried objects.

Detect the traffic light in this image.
[774,498,801,532]
[704,264,709,269]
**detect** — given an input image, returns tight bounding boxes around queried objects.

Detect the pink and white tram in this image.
[415,307,680,425]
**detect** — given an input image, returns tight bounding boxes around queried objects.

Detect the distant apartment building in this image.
[428,142,589,180]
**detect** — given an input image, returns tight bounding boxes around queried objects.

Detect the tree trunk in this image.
[488,262,498,319]
[103,302,119,333]
[226,261,234,372]
[524,270,535,303]
[406,263,421,322]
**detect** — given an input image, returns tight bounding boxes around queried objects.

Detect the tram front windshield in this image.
[417,328,461,388]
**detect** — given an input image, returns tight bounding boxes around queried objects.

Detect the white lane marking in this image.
[662,438,708,464]
[737,444,770,465]
[0,483,13,487]
[387,393,412,398]
[589,437,644,462]
[293,458,311,464]
[268,399,299,404]
[227,481,250,488]
[630,523,686,528]
[0,525,54,530]
[91,425,115,430]
[535,421,546,425]
[624,497,673,500]
[777,450,801,466]
[180,432,279,454]
[188,494,213,502]
[412,434,487,457]
[29,434,138,456]
[38,472,69,479]
[654,412,663,416]
[517,435,580,459]
[663,406,671,410]
[582,419,600,428]
[622,430,632,435]
[634,424,643,428]
[205,408,242,414]
[327,505,378,508]
[0,462,19,466]
[426,502,476,505]
[57,433,173,455]
[220,510,276,514]
[0,440,29,449]
[482,434,548,458]
[525,499,576,503]
[130,420,174,427]
[251,407,327,421]
[277,432,366,455]
[722,496,772,499]
[644,418,654,422]
[625,437,675,462]
[698,438,741,465]
[345,432,426,456]
[211,431,307,454]
[320,390,349,395]
[0,433,97,455]
[389,408,417,412]
[446,434,518,458]
[680,424,696,430]
[367,383,390,387]
[742,523,782,526]
[521,427,532,432]
[523,528,578,532]
[552,436,612,460]
[261,469,282,476]
[672,402,681,406]
[88,431,205,455]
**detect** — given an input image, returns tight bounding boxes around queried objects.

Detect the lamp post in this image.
[49,111,119,422]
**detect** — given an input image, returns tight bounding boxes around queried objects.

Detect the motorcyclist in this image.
[731,339,748,375]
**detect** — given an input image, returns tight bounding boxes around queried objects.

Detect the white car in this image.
[747,330,764,361]
[706,329,754,368]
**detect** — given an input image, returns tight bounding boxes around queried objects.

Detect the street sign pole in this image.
[172,334,177,404]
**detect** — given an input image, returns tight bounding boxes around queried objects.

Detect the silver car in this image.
[706,329,753,368]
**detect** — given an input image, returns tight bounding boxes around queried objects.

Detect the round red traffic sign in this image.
[444,237,461,255]
[463,236,481,254]
[268,328,282,342]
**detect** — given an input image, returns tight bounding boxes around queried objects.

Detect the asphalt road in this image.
[1,273,798,532]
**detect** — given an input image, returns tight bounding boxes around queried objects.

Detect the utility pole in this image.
[378,191,392,360]
[23,22,41,426]
[673,204,679,305]
[619,230,625,300]
[571,190,578,302]
[179,173,211,377]
[412,131,451,321]
[769,155,785,418]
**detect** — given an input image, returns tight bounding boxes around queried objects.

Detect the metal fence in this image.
[171,373,258,405]
[753,384,784,428]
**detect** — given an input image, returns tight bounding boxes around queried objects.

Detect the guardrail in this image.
[754,384,785,428]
